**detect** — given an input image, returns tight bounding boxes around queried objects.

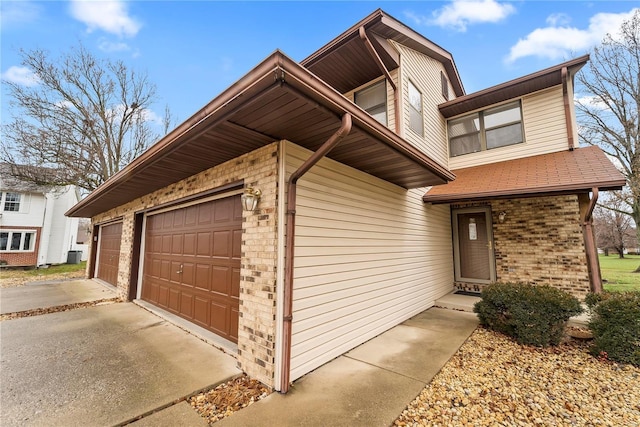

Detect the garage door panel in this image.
[231,268,240,297]
[169,288,180,311]
[183,233,196,255]
[214,198,232,222]
[181,292,194,317]
[142,195,241,343]
[182,262,195,286]
[195,264,211,290]
[198,205,212,225]
[213,231,231,257]
[194,296,209,326]
[210,300,229,334]
[172,234,183,253]
[197,232,211,256]
[211,266,230,294]
[233,230,242,258]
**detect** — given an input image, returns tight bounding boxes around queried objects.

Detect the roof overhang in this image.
[439,55,589,118]
[423,146,625,204]
[300,9,465,96]
[67,51,454,218]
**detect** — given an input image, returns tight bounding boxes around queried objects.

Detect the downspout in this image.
[281,113,352,393]
[562,67,575,151]
[581,188,602,293]
[358,27,400,135]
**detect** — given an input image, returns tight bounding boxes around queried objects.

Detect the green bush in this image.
[473,283,583,346]
[588,292,640,366]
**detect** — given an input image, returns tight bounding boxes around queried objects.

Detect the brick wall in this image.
[0,226,41,266]
[492,195,590,298]
[91,142,280,388]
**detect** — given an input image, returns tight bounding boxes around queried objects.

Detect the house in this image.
[0,164,86,267]
[65,10,625,392]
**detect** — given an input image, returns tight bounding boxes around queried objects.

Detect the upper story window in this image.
[408,80,423,135]
[448,101,523,157]
[0,230,36,252]
[441,71,449,101]
[1,192,21,212]
[354,80,387,126]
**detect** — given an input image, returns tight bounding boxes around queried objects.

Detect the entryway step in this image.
[434,292,481,313]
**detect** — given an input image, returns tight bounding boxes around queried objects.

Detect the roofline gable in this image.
[300,9,465,97]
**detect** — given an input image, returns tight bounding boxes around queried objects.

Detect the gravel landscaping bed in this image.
[395,327,640,427]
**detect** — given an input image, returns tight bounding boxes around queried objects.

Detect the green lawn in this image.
[599,254,640,292]
[1,262,87,280]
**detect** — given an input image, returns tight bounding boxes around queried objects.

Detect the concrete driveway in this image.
[0,299,240,426]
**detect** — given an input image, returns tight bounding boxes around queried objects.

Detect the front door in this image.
[453,207,496,283]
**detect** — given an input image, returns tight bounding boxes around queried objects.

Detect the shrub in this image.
[473,283,583,347]
[588,291,640,366]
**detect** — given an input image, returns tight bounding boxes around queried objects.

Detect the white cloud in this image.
[98,38,131,53]
[408,0,516,32]
[546,13,571,27]
[69,0,141,38]
[507,8,639,63]
[0,1,41,29]
[1,66,40,87]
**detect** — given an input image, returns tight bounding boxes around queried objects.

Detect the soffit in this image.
[67,51,454,218]
[301,9,464,96]
[423,146,626,204]
[439,55,589,118]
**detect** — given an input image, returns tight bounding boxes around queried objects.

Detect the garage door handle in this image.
[176,264,183,274]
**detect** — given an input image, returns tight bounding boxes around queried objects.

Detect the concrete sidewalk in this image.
[0,279,116,314]
[217,307,479,427]
[0,302,240,426]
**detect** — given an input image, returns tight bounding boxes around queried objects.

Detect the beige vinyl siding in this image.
[343,69,398,133]
[449,86,569,169]
[392,41,450,167]
[284,141,453,381]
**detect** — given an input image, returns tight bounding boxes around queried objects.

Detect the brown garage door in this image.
[97,222,122,286]
[142,196,242,343]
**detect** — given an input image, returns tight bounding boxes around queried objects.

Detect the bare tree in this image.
[575,10,640,268]
[1,44,168,193]
[594,194,637,258]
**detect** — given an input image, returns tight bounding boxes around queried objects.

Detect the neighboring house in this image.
[66,10,625,392]
[0,165,86,267]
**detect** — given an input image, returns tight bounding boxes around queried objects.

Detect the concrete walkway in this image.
[217,308,479,427]
[0,279,116,314]
[0,302,240,427]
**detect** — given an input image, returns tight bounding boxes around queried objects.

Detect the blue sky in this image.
[1,1,638,126]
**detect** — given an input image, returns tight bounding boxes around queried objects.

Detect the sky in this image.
[1,0,638,128]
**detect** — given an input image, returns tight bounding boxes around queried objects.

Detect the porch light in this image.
[241,187,262,212]
[498,211,507,223]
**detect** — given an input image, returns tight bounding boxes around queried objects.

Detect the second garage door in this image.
[97,222,123,287]
[142,195,242,343]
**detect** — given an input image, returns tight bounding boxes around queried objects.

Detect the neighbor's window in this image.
[408,80,423,135]
[2,192,21,212]
[0,230,36,252]
[448,101,523,157]
[355,80,387,126]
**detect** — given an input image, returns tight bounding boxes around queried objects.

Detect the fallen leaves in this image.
[189,375,271,424]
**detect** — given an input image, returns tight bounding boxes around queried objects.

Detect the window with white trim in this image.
[408,80,423,135]
[354,80,387,126]
[448,101,523,157]
[0,230,36,252]
[1,192,21,212]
